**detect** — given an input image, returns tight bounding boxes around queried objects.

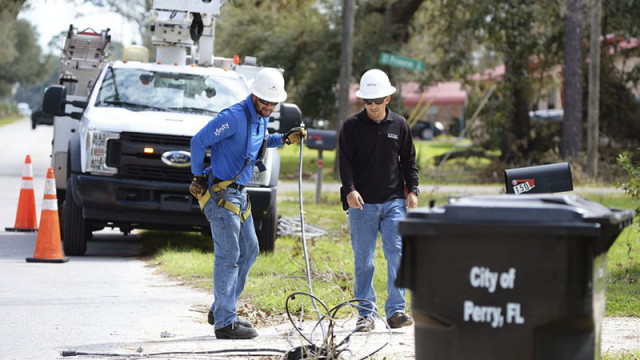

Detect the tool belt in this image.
[213,178,245,192]
[198,179,251,223]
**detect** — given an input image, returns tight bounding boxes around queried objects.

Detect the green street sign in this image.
[379,52,426,72]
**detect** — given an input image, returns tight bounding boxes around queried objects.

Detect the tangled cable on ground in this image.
[281,292,392,360]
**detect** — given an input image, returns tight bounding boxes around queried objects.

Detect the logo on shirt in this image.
[388,133,398,139]
[214,122,230,137]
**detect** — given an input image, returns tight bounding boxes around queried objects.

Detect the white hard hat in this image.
[355,69,396,99]
[250,68,287,103]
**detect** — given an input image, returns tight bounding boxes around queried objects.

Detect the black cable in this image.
[285,292,330,345]
[283,292,393,360]
[61,347,286,358]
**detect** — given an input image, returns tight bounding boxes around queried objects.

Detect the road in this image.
[0,117,637,359]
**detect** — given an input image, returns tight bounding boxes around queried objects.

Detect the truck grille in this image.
[107,132,202,183]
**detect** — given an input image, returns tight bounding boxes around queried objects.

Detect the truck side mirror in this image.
[42,85,68,116]
[42,85,88,119]
[279,103,302,133]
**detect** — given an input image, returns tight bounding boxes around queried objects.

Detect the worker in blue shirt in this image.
[189,68,306,339]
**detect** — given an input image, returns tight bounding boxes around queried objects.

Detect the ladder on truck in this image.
[59,25,111,96]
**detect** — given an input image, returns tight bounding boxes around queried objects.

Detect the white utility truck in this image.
[43,0,301,255]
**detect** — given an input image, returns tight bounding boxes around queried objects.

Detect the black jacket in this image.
[338,107,418,207]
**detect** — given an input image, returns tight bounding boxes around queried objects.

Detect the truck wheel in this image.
[257,205,277,252]
[63,179,88,256]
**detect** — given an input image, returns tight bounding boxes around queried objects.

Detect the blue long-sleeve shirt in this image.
[191,94,283,185]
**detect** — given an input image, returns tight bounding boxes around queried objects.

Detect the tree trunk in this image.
[586,0,601,176]
[501,53,533,164]
[335,0,355,179]
[562,0,585,159]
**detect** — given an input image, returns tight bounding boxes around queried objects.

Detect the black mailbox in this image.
[305,129,337,150]
[504,162,573,195]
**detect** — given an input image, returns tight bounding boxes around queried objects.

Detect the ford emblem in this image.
[161,150,191,168]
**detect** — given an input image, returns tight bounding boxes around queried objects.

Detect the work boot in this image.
[386,312,413,329]
[355,316,375,332]
[214,322,258,339]
[208,310,253,328]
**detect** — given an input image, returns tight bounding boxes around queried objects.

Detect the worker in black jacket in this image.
[338,69,419,332]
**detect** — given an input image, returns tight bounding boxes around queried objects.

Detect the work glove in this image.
[189,175,208,198]
[284,127,307,145]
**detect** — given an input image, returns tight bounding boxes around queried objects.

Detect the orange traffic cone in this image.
[6,155,38,232]
[26,168,68,263]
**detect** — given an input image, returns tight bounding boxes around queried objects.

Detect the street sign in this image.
[379,52,426,72]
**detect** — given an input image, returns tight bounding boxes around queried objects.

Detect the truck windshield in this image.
[95,67,249,116]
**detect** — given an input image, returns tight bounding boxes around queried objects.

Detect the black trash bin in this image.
[397,194,634,360]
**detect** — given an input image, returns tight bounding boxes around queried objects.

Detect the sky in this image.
[18,0,141,53]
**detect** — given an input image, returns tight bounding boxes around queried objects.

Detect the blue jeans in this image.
[203,187,259,330]
[348,198,407,319]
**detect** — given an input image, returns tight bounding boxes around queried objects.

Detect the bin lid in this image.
[407,194,629,223]
[400,194,635,251]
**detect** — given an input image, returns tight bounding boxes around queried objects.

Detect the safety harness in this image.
[196,103,268,223]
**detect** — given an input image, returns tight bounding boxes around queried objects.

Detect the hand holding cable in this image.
[284,127,307,145]
[189,175,207,198]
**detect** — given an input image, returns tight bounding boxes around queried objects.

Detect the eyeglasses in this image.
[363,97,386,105]
[257,97,278,107]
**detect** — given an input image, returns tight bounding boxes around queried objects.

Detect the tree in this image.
[68,0,428,124]
[0,15,51,97]
[215,1,342,121]
[0,0,27,17]
[82,0,152,46]
[418,1,562,164]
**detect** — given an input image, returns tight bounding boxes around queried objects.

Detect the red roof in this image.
[349,81,467,106]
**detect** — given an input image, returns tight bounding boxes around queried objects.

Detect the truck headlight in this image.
[86,130,120,175]
[248,149,273,187]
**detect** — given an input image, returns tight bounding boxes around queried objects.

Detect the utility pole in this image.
[335,0,355,179]
[586,0,602,177]
[562,0,584,159]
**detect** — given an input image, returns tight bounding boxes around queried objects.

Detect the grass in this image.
[145,191,639,317]
[603,350,640,360]
[0,115,23,127]
[145,190,402,323]
[278,137,481,184]
[580,194,640,317]
[603,224,640,317]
